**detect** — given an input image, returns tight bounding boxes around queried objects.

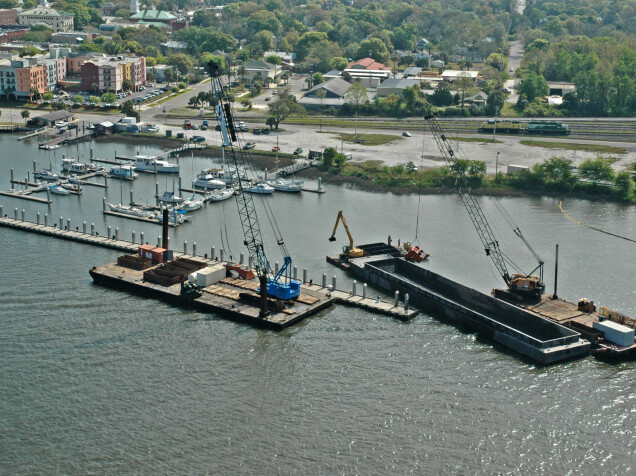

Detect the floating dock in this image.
[348,255,591,364]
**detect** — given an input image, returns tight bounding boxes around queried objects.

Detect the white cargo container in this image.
[196,264,227,287]
[594,320,635,347]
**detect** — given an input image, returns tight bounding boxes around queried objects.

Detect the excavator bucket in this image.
[328,236,336,242]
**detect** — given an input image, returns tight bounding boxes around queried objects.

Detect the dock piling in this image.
[67,219,71,231]
[104,175,107,187]
[37,212,40,225]
[322,273,326,288]
[394,290,400,308]
[352,280,357,296]
[293,266,297,280]
[91,223,95,236]
[240,252,244,265]
[0,205,3,216]
[317,177,322,191]
[332,275,337,290]
[10,168,14,187]
[275,261,279,274]
[115,227,119,241]
[184,241,187,254]
[157,236,161,247]
[155,183,159,203]
[102,197,106,212]
[21,209,25,222]
[404,293,410,312]
[211,246,215,260]
[249,256,253,269]
[45,214,49,227]
[140,231,144,243]
[130,189,133,205]
[220,249,225,262]
[107,226,111,240]
[33,160,36,174]
[193,242,197,256]
[303,268,307,283]
[83,222,87,234]
[363,283,367,298]
[14,208,17,220]
[59,216,63,229]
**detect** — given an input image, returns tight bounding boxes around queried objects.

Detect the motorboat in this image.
[244,182,275,194]
[157,190,184,203]
[34,168,60,181]
[108,165,138,180]
[39,144,60,150]
[132,155,180,173]
[198,167,242,185]
[48,184,70,195]
[176,195,204,211]
[205,187,234,202]
[61,158,91,174]
[107,203,155,217]
[269,178,303,192]
[192,172,225,190]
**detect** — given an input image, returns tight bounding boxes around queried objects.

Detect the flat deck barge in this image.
[348,255,591,364]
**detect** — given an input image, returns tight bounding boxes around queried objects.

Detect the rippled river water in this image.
[1,134,634,474]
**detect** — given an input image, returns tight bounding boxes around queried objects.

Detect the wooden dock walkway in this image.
[103,210,180,227]
[17,127,46,141]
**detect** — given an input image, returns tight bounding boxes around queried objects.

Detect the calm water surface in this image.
[0,134,634,474]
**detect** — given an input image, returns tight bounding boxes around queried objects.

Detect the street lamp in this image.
[496,152,500,180]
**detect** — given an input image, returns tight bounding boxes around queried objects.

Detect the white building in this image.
[18,7,74,32]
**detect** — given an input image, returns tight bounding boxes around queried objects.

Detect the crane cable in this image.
[413,127,427,245]
[559,201,636,243]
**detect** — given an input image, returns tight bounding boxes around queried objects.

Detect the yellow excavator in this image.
[329,211,365,258]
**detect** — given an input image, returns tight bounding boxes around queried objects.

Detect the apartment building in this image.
[81,55,146,93]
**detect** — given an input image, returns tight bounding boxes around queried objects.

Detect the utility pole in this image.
[496,151,499,179]
[492,108,498,142]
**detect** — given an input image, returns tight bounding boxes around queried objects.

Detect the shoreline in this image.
[95,134,633,204]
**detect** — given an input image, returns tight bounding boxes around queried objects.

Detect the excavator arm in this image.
[328,210,364,258]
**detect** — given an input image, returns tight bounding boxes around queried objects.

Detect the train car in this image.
[478,120,523,134]
[526,120,570,135]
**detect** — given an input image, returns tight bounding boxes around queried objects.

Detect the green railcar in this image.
[526,120,570,135]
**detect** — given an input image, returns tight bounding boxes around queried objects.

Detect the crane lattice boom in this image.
[424,114,512,286]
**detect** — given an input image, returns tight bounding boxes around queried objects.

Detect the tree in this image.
[455,73,475,108]
[322,147,337,168]
[356,38,390,64]
[241,99,253,110]
[51,102,66,110]
[265,54,282,65]
[533,157,576,189]
[267,87,306,129]
[122,79,132,92]
[312,72,324,86]
[28,87,40,103]
[265,116,276,128]
[42,92,54,103]
[164,68,176,84]
[72,95,84,106]
[100,92,117,104]
[120,99,139,120]
[21,110,29,123]
[88,96,99,105]
[344,82,368,111]
[578,158,615,185]
[19,45,40,57]
[519,72,549,102]
[614,172,634,200]
[167,54,194,75]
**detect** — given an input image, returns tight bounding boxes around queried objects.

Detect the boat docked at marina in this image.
[157,209,192,224]
[34,168,59,181]
[132,155,180,173]
[269,178,303,192]
[205,187,234,202]
[48,184,70,195]
[108,165,138,180]
[157,190,184,204]
[61,158,102,175]
[192,171,226,190]
[244,182,275,194]
[176,195,204,212]
[39,144,60,150]
[107,203,155,217]
[60,179,82,194]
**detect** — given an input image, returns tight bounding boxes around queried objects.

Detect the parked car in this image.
[201,125,208,130]
[265,97,271,101]
[503,87,512,93]
[192,124,199,130]
[253,127,261,134]
[215,124,221,131]
[402,131,411,137]
[147,126,159,133]
[261,128,270,134]
[293,147,303,155]
[243,141,256,150]
[191,135,205,143]
[240,125,249,132]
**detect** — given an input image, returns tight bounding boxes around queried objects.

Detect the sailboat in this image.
[176,193,204,211]
[157,179,184,203]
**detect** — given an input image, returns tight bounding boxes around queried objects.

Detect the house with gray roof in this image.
[243,60,279,84]
[376,78,426,97]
